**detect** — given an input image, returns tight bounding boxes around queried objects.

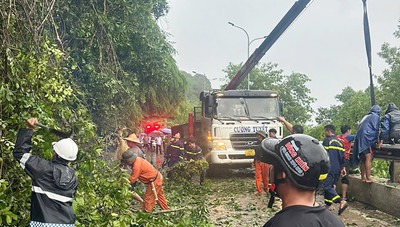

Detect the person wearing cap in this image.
[124,133,144,159]
[260,134,345,226]
[13,118,79,226]
[323,124,347,214]
[121,150,168,212]
[253,130,270,195]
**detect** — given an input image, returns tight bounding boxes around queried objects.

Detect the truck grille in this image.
[230,133,258,150]
[228,154,253,159]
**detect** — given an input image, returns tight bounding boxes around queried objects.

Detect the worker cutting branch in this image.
[13,118,78,226]
[121,150,168,212]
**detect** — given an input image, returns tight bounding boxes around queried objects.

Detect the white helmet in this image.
[52,138,78,161]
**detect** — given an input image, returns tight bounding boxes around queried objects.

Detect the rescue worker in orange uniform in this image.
[121,150,168,212]
[253,130,270,195]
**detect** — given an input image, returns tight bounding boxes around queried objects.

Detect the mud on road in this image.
[206,169,400,227]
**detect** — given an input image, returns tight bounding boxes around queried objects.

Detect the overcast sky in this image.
[161,0,400,113]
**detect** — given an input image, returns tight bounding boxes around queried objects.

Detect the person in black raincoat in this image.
[352,105,381,183]
[13,118,78,227]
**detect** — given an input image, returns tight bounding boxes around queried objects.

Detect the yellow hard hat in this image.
[124,133,142,144]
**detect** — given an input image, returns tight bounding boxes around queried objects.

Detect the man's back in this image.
[381,105,400,140]
[130,157,158,184]
[323,136,345,174]
[355,105,381,150]
[127,146,144,158]
[336,134,354,160]
[14,129,78,225]
[264,205,344,227]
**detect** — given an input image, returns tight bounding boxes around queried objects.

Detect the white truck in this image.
[172,90,283,167]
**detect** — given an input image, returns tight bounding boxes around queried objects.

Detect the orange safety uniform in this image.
[129,157,168,212]
[255,160,270,193]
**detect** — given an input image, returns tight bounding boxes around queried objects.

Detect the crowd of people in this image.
[258,103,400,226]
[12,102,400,226]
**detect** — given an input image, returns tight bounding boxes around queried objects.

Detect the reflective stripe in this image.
[325,195,341,203]
[332,195,340,201]
[319,174,327,180]
[171,145,184,150]
[329,139,343,146]
[30,220,75,227]
[186,151,202,155]
[20,153,31,169]
[324,146,345,151]
[32,186,74,203]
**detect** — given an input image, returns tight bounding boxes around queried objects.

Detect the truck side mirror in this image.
[208,95,214,107]
[199,91,205,101]
[279,102,283,114]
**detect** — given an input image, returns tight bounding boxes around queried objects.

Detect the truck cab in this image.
[197,90,283,167]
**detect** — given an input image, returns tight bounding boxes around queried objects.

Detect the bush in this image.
[371,159,390,179]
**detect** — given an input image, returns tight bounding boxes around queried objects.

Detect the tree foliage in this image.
[222,62,315,123]
[0,0,190,226]
[312,22,400,179]
[170,71,212,125]
[315,87,371,131]
[376,22,400,108]
[53,0,187,133]
[315,22,400,133]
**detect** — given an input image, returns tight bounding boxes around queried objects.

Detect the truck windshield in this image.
[216,97,279,119]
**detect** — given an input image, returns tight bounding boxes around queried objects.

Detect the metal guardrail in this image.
[373,144,400,161]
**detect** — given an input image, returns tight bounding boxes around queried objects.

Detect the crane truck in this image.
[172,90,283,167]
[172,0,314,167]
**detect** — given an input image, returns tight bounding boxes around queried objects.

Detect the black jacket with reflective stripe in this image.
[165,140,184,166]
[13,129,78,224]
[185,145,203,160]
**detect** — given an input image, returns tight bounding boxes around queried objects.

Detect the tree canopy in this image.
[0,0,188,225]
[53,0,187,133]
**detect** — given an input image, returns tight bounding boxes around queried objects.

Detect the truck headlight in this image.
[213,141,226,150]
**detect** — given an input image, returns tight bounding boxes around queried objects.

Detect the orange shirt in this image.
[129,157,157,184]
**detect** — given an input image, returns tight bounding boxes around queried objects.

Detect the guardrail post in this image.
[392,161,400,183]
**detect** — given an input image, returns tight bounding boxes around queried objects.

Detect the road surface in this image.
[206,169,400,226]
